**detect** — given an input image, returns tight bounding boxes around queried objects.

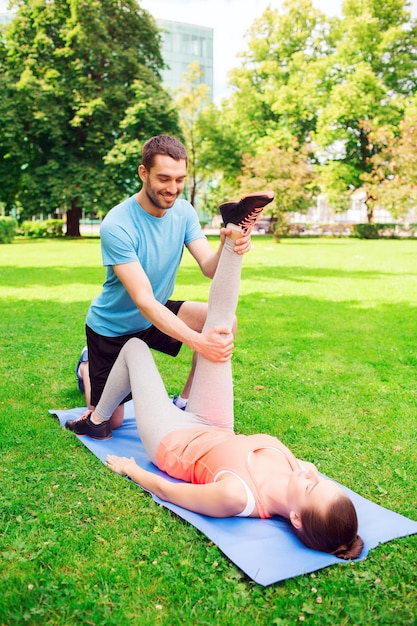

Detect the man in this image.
[68,134,273,439]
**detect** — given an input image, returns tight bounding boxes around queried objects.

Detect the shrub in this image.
[352,223,405,239]
[0,216,18,243]
[20,219,64,238]
[281,223,353,238]
[408,223,417,237]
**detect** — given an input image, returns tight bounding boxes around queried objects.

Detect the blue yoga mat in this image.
[50,402,417,586]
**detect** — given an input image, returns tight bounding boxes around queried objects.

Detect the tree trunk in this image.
[188,174,197,208]
[66,201,81,237]
[365,191,375,224]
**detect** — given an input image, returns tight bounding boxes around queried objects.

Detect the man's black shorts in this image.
[87,299,184,406]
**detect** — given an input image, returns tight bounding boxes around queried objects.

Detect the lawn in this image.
[0,236,416,625]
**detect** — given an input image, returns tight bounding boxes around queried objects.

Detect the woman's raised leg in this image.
[186,228,243,428]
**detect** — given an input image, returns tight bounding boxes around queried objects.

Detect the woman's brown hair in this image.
[292,493,364,559]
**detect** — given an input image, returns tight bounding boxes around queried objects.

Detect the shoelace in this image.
[239,206,264,232]
[76,409,93,422]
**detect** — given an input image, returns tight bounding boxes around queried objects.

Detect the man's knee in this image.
[178,302,237,336]
[177,301,208,332]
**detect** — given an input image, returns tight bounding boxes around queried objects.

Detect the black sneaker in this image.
[219,191,274,233]
[65,410,112,440]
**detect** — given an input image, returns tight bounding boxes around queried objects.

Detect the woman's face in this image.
[287,466,344,516]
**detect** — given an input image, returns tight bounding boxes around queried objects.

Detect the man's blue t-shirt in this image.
[86,195,206,337]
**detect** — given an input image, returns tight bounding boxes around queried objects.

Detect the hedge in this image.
[19,219,65,238]
[0,216,18,243]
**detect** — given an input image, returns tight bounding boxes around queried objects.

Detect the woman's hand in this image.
[106,454,136,476]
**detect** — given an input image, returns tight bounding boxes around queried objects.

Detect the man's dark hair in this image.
[142,135,188,170]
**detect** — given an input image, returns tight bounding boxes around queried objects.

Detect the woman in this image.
[67,201,363,559]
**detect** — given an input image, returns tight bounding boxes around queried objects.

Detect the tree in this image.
[173,61,211,208]
[364,101,417,219]
[0,28,26,214]
[216,0,417,224]
[0,0,181,235]
[237,136,317,237]
[314,0,417,221]
[103,78,181,209]
[207,0,332,219]
[172,61,244,216]
[194,101,244,216]
[225,0,332,154]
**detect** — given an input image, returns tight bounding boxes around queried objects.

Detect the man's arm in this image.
[106,455,247,517]
[113,261,233,362]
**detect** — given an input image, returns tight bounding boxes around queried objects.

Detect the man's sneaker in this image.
[65,410,112,440]
[173,395,187,411]
[219,191,274,233]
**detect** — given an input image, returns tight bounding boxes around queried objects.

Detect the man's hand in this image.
[221,226,252,255]
[195,326,234,362]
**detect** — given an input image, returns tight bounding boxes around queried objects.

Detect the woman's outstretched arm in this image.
[106,454,247,518]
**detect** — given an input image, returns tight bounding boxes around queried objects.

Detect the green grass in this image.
[1,236,416,625]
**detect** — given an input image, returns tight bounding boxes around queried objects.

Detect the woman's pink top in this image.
[156,427,293,518]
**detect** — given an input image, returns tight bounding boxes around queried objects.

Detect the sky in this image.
[139,0,417,103]
[140,0,347,102]
[1,0,417,103]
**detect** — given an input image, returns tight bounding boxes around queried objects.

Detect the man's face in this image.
[139,154,187,211]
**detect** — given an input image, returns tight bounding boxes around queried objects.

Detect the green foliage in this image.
[313,0,417,219]
[238,139,317,222]
[0,216,17,243]
[227,0,329,152]
[0,237,416,624]
[283,222,353,238]
[103,79,181,206]
[173,62,211,207]
[191,0,332,199]
[0,0,180,235]
[352,223,381,239]
[215,0,417,222]
[368,100,417,218]
[315,161,358,212]
[19,219,64,238]
[172,62,244,214]
[352,223,403,239]
[2,0,417,235]
[198,102,243,185]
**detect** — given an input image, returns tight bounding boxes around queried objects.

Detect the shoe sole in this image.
[75,433,113,440]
